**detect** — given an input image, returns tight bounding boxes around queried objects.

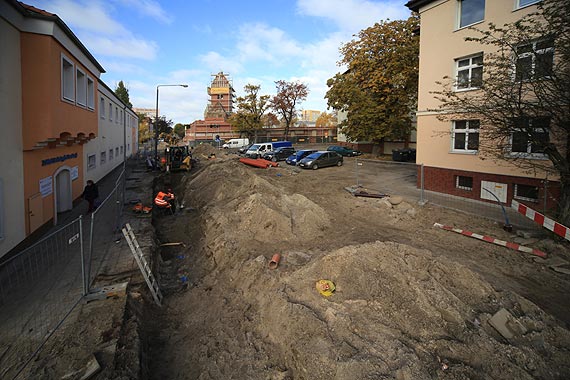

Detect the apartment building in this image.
[406,0,556,208]
[0,1,137,258]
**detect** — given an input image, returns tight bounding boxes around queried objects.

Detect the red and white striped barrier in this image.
[433,223,547,258]
[511,200,570,241]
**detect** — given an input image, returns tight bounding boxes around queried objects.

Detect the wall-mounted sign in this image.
[42,153,78,166]
[209,87,228,95]
[40,176,53,198]
[70,166,78,181]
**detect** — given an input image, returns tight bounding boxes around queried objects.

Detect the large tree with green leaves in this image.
[326,15,419,143]
[114,80,132,108]
[432,0,570,222]
[270,80,308,140]
[173,123,186,139]
[228,84,271,142]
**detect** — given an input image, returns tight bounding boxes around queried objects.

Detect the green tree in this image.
[316,111,337,128]
[137,112,152,144]
[271,80,308,140]
[173,123,186,138]
[154,116,173,135]
[228,84,271,142]
[325,16,419,143]
[432,0,570,222]
[114,80,132,108]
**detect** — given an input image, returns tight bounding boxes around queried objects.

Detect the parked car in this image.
[285,149,317,165]
[263,147,296,162]
[298,151,343,170]
[238,143,254,154]
[327,145,362,157]
[245,141,293,158]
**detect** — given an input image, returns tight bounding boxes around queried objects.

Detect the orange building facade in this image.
[0,1,137,258]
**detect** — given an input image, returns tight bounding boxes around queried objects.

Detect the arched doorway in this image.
[53,166,73,225]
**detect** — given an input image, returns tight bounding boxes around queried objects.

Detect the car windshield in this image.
[305,153,321,160]
[249,144,261,150]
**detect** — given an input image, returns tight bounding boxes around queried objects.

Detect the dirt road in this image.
[146,145,570,380]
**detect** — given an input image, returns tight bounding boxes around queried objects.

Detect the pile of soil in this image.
[151,158,570,380]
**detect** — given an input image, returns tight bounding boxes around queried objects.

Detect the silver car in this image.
[298,151,343,170]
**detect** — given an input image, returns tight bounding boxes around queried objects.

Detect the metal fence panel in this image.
[0,218,84,380]
[86,170,125,290]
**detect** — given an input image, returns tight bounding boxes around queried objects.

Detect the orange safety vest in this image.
[154,191,173,208]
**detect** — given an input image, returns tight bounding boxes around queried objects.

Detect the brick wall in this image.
[416,165,560,211]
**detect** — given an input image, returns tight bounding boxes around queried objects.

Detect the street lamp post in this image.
[154,84,188,163]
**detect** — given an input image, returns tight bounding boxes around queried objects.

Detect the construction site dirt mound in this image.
[150,158,570,380]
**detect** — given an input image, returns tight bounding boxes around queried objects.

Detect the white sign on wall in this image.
[70,166,78,181]
[39,176,53,198]
[481,180,508,204]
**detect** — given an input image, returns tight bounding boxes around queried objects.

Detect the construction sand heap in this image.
[152,158,570,380]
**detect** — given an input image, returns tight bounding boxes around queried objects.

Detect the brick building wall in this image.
[416,165,560,211]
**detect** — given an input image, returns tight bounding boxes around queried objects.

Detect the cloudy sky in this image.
[27,0,412,124]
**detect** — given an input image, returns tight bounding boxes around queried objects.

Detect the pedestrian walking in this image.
[82,180,99,214]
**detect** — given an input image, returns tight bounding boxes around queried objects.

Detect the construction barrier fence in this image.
[0,168,126,380]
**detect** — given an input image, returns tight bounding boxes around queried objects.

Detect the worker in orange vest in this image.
[154,189,176,213]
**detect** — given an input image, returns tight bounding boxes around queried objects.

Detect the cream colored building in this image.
[406,0,555,207]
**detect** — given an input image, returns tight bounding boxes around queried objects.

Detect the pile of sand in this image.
[167,159,570,380]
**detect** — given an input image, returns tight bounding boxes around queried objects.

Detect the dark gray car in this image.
[263,147,296,162]
[298,151,343,169]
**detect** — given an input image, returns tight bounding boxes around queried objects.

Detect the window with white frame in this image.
[76,68,86,106]
[115,147,119,157]
[109,148,114,160]
[510,117,549,156]
[109,102,113,121]
[120,146,123,155]
[458,0,485,29]
[514,183,539,202]
[456,175,473,191]
[87,77,95,109]
[515,38,554,81]
[100,97,105,118]
[115,107,119,124]
[87,154,96,170]
[61,55,75,102]
[452,120,480,152]
[516,0,540,9]
[100,151,106,165]
[456,54,483,90]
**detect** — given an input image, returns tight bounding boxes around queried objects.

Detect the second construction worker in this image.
[154,189,176,213]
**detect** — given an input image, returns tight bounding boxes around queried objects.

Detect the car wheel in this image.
[272,156,277,162]
[312,164,319,170]
[337,160,343,167]
[348,153,353,157]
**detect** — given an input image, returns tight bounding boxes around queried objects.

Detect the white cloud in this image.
[116,0,173,24]
[83,35,158,60]
[297,0,411,32]
[236,23,303,63]
[41,0,127,35]
[198,52,244,74]
[28,0,160,60]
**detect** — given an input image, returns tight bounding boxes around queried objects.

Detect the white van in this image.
[222,138,249,149]
[245,141,293,158]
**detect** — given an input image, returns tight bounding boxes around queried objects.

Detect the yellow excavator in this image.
[160,146,192,172]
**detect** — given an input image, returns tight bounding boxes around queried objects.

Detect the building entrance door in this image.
[28,192,43,234]
[55,169,72,213]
